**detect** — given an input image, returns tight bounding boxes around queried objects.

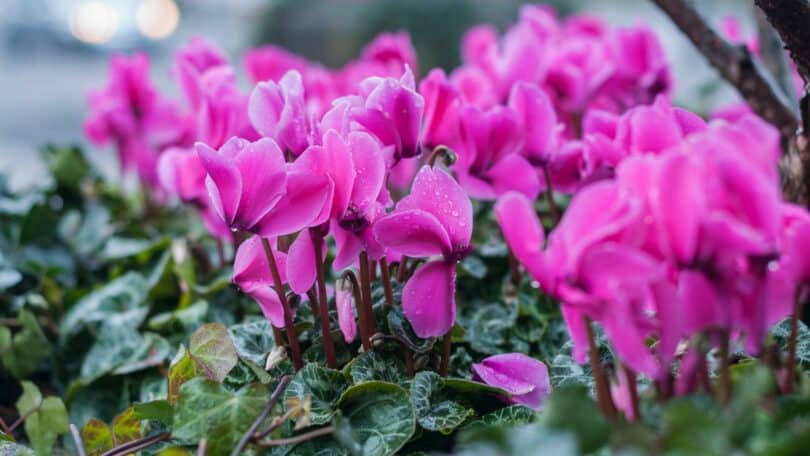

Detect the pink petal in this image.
[494,192,546,277]
[487,153,541,199]
[653,153,703,263]
[472,353,551,408]
[348,132,387,208]
[286,230,318,294]
[196,141,242,225]
[509,82,557,164]
[455,171,497,200]
[398,166,473,247]
[244,284,287,328]
[232,138,288,230]
[373,209,451,258]
[248,79,284,138]
[232,236,287,288]
[332,223,364,270]
[336,280,358,343]
[402,261,457,338]
[256,172,333,237]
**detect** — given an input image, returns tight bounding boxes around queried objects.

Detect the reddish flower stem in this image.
[507,249,521,287]
[312,232,337,368]
[261,237,303,371]
[397,256,409,283]
[716,330,731,405]
[542,167,560,226]
[785,290,804,394]
[343,270,371,351]
[585,317,617,418]
[624,365,640,421]
[379,257,395,307]
[359,251,377,341]
[439,333,452,377]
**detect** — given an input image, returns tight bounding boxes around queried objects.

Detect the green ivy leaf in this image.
[0,310,50,378]
[60,272,149,340]
[167,346,198,405]
[411,372,474,434]
[336,381,416,456]
[133,400,174,425]
[349,351,407,386]
[173,378,268,455]
[15,381,69,456]
[228,318,276,366]
[188,323,239,382]
[80,418,114,456]
[285,364,350,425]
[110,407,141,445]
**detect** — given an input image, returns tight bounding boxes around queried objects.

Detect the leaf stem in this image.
[379,257,395,308]
[261,237,303,371]
[230,375,292,456]
[312,232,338,368]
[256,426,335,447]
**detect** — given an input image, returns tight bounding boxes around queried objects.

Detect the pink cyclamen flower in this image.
[359,31,419,77]
[173,37,228,111]
[194,66,257,149]
[352,68,425,161]
[249,70,313,157]
[244,44,309,85]
[291,130,389,270]
[196,137,332,237]
[454,105,540,200]
[472,353,551,410]
[335,277,358,343]
[232,236,291,327]
[374,165,473,337]
[419,68,461,149]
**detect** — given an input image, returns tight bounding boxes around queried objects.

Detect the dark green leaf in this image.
[133,400,174,426]
[228,318,276,366]
[337,381,415,456]
[285,364,350,425]
[61,272,149,339]
[539,386,609,454]
[349,351,407,386]
[0,310,50,378]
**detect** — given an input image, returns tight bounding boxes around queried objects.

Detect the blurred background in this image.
[0,0,751,190]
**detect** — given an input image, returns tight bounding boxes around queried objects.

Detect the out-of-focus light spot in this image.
[135,0,180,40]
[69,1,120,44]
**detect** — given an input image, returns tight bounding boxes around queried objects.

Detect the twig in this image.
[70,424,87,456]
[99,432,171,456]
[256,426,335,447]
[230,375,292,456]
[261,237,303,370]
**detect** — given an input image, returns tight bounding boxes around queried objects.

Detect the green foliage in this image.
[285,364,350,425]
[15,381,69,456]
[0,310,49,378]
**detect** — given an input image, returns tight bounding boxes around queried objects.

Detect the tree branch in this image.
[754,0,810,84]
[650,0,798,138]
[651,0,810,205]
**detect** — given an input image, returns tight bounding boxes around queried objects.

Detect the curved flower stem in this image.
[716,330,731,405]
[371,260,378,281]
[585,317,617,418]
[343,270,371,351]
[379,257,395,307]
[256,426,335,447]
[312,232,337,368]
[428,145,457,167]
[359,251,377,343]
[785,290,804,394]
[271,326,285,348]
[542,167,560,226]
[261,237,303,371]
[397,256,409,283]
[439,333,453,377]
[230,375,292,456]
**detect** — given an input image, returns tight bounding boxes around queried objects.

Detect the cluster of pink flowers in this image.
[497,102,810,392]
[84,4,810,412]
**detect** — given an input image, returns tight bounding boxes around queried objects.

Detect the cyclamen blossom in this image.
[249,70,313,156]
[374,166,473,337]
[472,353,552,410]
[196,137,332,237]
